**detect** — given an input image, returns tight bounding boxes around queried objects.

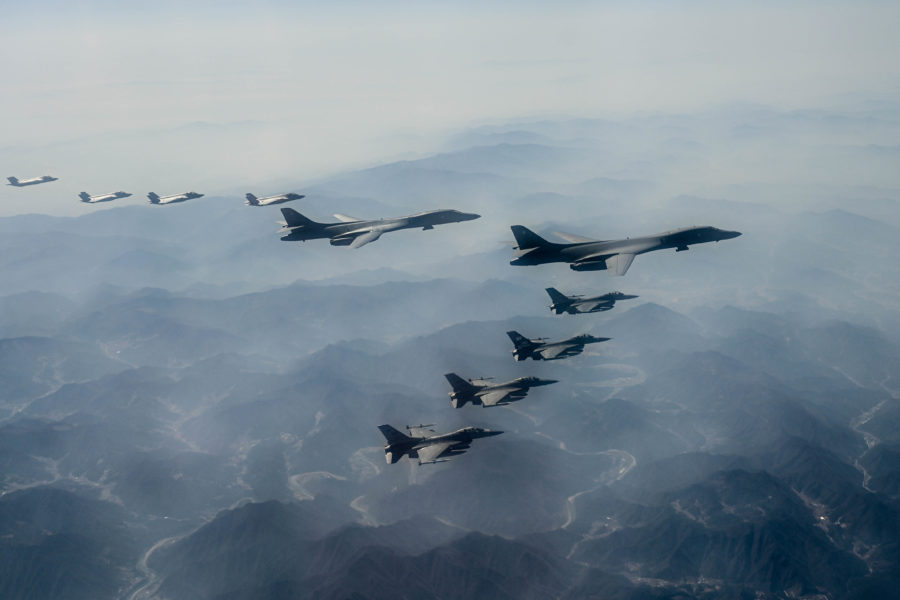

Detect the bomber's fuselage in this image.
[281,209,480,243]
[512,226,741,267]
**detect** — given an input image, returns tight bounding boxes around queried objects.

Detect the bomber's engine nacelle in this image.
[570,261,607,272]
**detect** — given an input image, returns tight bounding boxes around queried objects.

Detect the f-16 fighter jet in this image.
[7,175,57,187]
[444,373,558,408]
[546,288,638,315]
[279,207,480,249]
[78,191,132,203]
[147,191,204,205]
[510,224,741,275]
[507,330,610,361]
[245,192,305,206]
[377,424,502,464]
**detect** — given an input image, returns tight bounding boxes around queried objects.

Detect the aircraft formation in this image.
[375,224,740,464]
[6,171,741,465]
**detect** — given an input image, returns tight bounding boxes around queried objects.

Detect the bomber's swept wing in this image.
[554,231,598,244]
[479,389,513,407]
[334,214,362,223]
[349,230,384,248]
[417,442,456,464]
[572,251,636,275]
[606,253,635,276]
[537,344,573,360]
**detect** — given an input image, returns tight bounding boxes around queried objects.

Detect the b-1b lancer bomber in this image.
[7,175,57,187]
[279,207,480,248]
[444,373,557,408]
[378,424,502,464]
[147,191,204,205]
[245,192,305,206]
[79,191,132,203]
[507,330,610,361]
[510,224,741,275]
[546,288,638,315]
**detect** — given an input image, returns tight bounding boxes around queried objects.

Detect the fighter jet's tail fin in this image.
[147,192,160,204]
[78,192,91,202]
[506,330,532,351]
[378,424,412,445]
[280,207,322,228]
[545,288,570,305]
[511,225,556,249]
[245,193,258,205]
[444,373,476,395]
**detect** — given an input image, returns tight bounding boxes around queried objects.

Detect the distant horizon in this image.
[3,2,900,216]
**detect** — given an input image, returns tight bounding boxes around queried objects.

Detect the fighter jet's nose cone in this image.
[722,230,742,239]
[463,212,481,221]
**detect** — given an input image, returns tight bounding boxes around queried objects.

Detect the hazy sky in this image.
[2,1,899,216]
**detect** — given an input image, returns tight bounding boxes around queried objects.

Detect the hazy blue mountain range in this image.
[2,108,899,599]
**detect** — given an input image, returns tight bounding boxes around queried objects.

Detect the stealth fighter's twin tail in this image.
[147,191,204,205]
[279,207,480,249]
[245,192,304,206]
[79,191,132,203]
[511,224,741,275]
[7,175,57,187]
[444,373,557,408]
[377,424,502,464]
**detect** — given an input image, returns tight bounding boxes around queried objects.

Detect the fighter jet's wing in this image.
[417,442,458,464]
[553,231,598,244]
[333,214,362,223]
[537,344,573,360]
[479,389,514,407]
[606,253,635,276]
[579,301,613,312]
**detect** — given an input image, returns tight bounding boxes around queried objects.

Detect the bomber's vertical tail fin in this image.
[147,192,160,204]
[7,177,18,185]
[245,193,259,205]
[78,192,91,202]
[280,207,322,228]
[511,225,555,249]
[378,424,413,445]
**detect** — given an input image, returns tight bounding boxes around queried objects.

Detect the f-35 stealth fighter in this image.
[7,175,57,187]
[279,207,480,248]
[507,330,610,361]
[245,192,305,206]
[79,191,132,203]
[546,288,638,315]
[378,424,502,464]
[147,191,204,205]
[510,224,741,275]
[444,373,558,408]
